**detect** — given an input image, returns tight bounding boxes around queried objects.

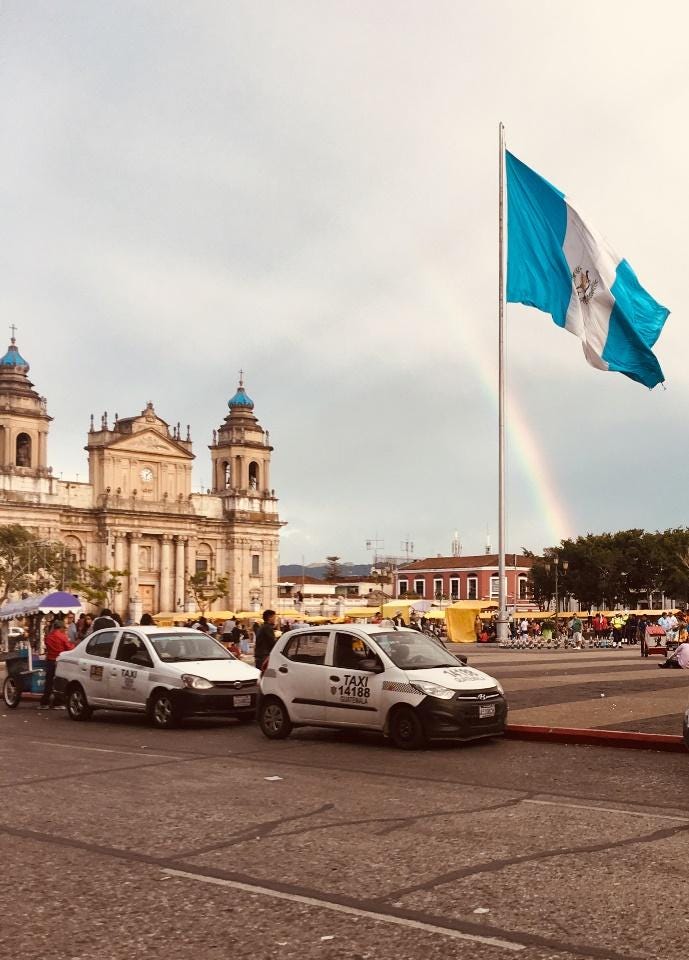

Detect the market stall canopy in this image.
[154,611,201,625]
[277,610,308,621]
[343,607,380,620]
[445,601,498,643]
[0,591,82,622]
[424,608,446,620]
[381,600,434,623]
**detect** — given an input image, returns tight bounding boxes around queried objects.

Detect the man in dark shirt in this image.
[254,609,277,668]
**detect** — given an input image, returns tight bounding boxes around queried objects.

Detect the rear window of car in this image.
[283,633,328,665]
[85,631,117,659]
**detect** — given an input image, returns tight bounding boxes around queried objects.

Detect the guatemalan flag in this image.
[506,152,669,389]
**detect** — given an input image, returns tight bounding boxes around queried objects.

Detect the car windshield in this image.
[149,632,233,663]
[373,630,460,670]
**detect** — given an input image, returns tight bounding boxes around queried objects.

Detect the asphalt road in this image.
[1,705,688,960]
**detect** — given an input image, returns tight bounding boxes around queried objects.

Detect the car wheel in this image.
[259,697,292,740]
[389,706,427,750]
[3,676,21,709]
[150,691,179,729]
[66,684,93,722]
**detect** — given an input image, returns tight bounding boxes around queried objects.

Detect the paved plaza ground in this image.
[459,645,689,735]
[1,649,688,960]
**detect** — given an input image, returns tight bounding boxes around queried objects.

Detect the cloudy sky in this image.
[1,1,686,565]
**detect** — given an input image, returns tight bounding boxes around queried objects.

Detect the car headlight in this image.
[496,682,505,696]
[411,680,456,700]
[181,674,213,690]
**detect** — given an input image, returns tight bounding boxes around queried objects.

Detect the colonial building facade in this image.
[0,333,282,619]
[395,554,534,609]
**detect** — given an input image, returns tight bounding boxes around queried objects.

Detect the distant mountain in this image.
[279,563,372,580]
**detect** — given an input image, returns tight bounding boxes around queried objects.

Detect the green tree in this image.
[0,525,69,602]
[187,571,229,615]
[69,565,129,608]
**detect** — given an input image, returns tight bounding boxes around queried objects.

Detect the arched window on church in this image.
[63,535,84,563]
[248,461,259,491]
[222,460,231,488]
[15,433,31,467]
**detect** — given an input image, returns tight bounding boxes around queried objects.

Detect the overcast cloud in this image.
[1,1,687,564]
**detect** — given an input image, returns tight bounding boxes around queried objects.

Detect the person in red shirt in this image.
[39,618,75,709]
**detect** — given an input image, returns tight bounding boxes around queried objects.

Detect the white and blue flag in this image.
[506,151,669,389]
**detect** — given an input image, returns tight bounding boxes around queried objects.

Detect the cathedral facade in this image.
[0,333,282,619]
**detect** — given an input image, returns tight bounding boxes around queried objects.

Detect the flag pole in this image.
[497,121,508,643]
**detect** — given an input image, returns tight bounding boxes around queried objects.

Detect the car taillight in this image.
[259,656,269,674]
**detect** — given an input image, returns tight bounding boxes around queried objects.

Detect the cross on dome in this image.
[228,372,254,410]
[0,325,28,369]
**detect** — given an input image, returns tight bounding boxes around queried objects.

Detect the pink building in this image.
[395,554,534,608]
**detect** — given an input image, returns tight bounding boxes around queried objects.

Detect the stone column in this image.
[185,538,197,611]
[128,532,141,623]
[113,534,126,618]
[174,536,186,611]
[160,535,173,612]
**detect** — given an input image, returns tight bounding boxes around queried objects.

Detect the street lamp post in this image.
[545,557,569,638]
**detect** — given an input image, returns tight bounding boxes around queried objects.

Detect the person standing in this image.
[569,614,583,649]
[65,613,78,645]
[39,619,74,709]
[474,613,483,641]
[91,609,118,633]
[254,609,277,668]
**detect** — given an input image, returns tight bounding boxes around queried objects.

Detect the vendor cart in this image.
[642,624,670,658]
[1,646,47,707]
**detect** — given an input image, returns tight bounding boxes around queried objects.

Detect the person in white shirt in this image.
[659,639,689,669]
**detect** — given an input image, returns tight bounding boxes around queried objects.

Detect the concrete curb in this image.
[505,723,686,753]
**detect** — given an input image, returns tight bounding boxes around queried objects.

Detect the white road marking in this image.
[164,867,525,952]
[28,741,176,761]
[525,798,689,823]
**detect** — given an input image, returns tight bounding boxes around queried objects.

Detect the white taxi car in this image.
[54,626,259,728]
[258,624,507,749]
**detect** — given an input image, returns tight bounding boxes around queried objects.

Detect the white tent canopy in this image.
[0,590,82,622]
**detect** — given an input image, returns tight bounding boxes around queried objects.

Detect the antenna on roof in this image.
[451,531,461,557]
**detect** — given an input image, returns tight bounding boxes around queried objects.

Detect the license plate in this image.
[233,695,252,707]
[479,703,496,718]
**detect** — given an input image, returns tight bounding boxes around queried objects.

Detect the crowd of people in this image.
[494,610,688,654]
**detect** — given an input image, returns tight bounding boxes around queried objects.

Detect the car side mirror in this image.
[360,658,384,673]
[457,654,468,665]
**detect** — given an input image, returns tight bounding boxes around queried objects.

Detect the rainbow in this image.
[421,264,573,547]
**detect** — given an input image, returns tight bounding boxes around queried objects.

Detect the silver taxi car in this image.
[54,626,259,728]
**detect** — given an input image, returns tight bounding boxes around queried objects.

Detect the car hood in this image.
[163,659,259,682]
[403,665,499,690]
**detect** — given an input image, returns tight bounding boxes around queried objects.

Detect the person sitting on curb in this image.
[659,637,689,669]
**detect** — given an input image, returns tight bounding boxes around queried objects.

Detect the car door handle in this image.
[279,666,288,674]
[330,675,340,682]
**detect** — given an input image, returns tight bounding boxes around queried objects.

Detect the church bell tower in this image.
[209,374,282,609]
[210,374,275,506]
[0,328,52,476]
